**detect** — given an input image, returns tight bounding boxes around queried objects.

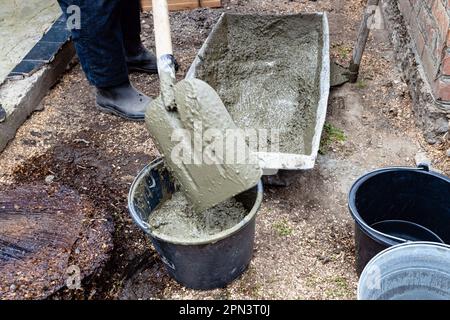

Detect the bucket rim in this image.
[348,166,450,246]
[357,241,450,300]
[128,158,264,246]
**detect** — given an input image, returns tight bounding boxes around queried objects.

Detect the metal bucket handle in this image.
[372,164,434,244]
[128,159,162,233]
[138,174,157,232]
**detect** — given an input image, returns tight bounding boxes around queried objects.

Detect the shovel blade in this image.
[146,78,262,212]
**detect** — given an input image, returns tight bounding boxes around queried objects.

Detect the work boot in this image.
[126,44,180,74]
[95,82,151,121]
[126,44,158,74]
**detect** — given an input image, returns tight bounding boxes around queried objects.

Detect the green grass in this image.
[335,45,352,60]
[273,220,293,237]
[305,275,320,288]
[356,80,367,89]
[333,276,350,290]
[323,276,351,299]
[319,123,346,155]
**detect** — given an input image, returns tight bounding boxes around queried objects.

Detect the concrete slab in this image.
[0,0,61,84]
[0,42,75,152]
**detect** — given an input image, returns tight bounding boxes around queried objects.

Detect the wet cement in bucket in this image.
[194,14,324,155]
[148,192,248,242]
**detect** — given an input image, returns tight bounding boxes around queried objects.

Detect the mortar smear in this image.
[148,192,248,242]
[195,14,324,155]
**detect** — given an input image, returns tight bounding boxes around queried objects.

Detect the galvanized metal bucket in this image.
[358,242,450,300]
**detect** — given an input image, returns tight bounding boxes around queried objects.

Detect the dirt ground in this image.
[0,0,449,300]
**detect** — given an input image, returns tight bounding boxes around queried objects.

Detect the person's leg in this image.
[58,0,128,88]
[57,0,151,121]
[120,0,142,56]
[120,0,158,74]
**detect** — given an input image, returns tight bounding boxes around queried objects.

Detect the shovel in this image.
[145,0,262,213]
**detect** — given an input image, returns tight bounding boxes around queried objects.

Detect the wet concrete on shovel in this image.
[146,78,261,213]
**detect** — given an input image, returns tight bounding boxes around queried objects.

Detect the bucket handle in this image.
[140,220,153,233]
[378,232,410,245]
[135,174,157,233]
[417,163,430,172]
[160,256,176,270]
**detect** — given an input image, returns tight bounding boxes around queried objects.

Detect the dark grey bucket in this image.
[349,165,450,274]
[128,158,263,290]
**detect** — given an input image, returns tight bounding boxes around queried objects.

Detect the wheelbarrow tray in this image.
[186,13,330,174]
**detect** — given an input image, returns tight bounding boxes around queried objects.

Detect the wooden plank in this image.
[0,183,113,299]
[349,0,380,82]
[141,0,222,11]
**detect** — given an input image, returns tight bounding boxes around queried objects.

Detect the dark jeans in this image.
[58,0,142,88]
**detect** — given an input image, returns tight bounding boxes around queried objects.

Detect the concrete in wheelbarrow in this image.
[187,13,330,174]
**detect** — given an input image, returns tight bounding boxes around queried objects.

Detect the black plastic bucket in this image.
[348,165,450,274]
[128,158,263,290]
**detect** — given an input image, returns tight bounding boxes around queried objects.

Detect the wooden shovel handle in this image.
[152,0,176,109]
[152,0,173,59]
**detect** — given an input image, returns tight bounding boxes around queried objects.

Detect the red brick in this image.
[441,51,450,75]
[432,0,450,40]
[434,77,450,101]
[404,0,450,102]
[446,29,450,46]
[421,46,440,82]
[414,28,426,56]
[425,0,435,10]
[418,4,436,43]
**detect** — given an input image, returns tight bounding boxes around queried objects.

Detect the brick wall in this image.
[398,0,450,103]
